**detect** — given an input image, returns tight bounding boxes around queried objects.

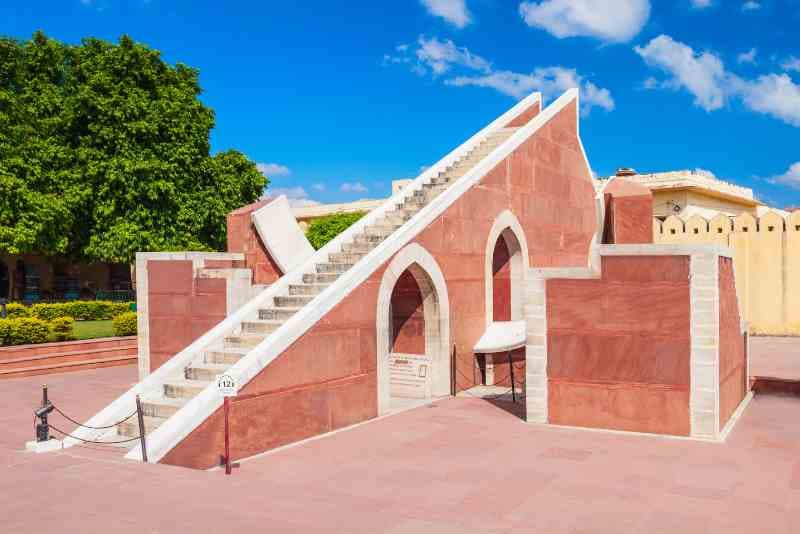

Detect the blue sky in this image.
[4,0,800,207]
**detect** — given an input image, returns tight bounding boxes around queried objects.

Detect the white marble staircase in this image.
[111,127,519,445]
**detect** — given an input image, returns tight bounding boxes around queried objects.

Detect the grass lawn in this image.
[72,320,116,340]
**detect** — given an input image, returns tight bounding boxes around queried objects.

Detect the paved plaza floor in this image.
[1,337,798,533]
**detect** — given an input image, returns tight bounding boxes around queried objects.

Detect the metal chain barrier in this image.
[32,384,148,461]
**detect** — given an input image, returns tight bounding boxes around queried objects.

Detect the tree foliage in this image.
[305,212,366,250]
[0,32,265,263]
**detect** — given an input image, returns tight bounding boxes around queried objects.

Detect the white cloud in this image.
[769,162,800,189]
[635,35,728,111]
[690,0,712,8]
[636,35,800,127]
[737,48,757,64]
[519,0,650,43]
[311,183,326,192]
[340,182,368,193]
[267,186,320,208]
[386,36,613,116]
[742,1,761,11]
[737,74,800,127]
[448,66,614,115]
[781,56,800,72]
[256,162,291,177]
[420,0,472,28]
[416,36,491,76]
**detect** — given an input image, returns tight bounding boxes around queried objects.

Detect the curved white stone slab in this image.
[474,321,526,353]
[252,195,315,273]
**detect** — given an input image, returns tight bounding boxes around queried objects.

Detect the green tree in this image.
[306,212,366,250]
[0,32,265,263]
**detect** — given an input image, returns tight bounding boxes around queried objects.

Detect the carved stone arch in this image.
[484,210,530,327]
[376,243,450,415]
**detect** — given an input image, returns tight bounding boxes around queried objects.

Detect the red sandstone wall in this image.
[492,237,512,322]
[546,255,692,436]
[601,178,653,245]
[490,347,525,388]
[505,100,541,128]
[719,257,747,429]
[147,261,227,372]
[162,98,596,469]
[390,270,425,354]
[227,201,283,285]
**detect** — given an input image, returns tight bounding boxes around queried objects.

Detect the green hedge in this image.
[3,302,30,319]
[50,317,76,342]
[112,312,138,337]
[4,301,134,321]
[305,211,366,250]
[0,317,51,345]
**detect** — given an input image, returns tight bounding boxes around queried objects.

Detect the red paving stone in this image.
[1,340,799,532]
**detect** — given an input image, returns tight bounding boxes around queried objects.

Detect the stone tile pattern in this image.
[602,178,654,245]
[688,253,720,438]
[147,261,227,372]
[227,199,283,284]
[718,256,747,429]
[161,99,597,469]
[390,270,426,355]
[546,255,692,435]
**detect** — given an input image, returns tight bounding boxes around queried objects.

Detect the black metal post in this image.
[0,298,6,319]
[450,344,457,396]
[508,352,516,403]
[135,394,148,463]
[36,384,50,442]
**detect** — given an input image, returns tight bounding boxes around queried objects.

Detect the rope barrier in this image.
[51,404,138,430]
[47,424,143,445]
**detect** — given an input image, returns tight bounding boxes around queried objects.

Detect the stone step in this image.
[259,307,301,321]
[303,272,341,284]
[224,333,265,348]
[185,362,229,382]
[315,262,353,274]
[341,241,374,254]
[364,224,399,237]
[118,414,167,438]
[430,175,451,185]
[382,212,412,226]
[274,294,314,307]
[289,283,329,295]
[241,319,283,335]
[328,251,366,264]
[205,348,249,365]
[163,379,210,399]
[138,397,187,419]
[353,233,385,246]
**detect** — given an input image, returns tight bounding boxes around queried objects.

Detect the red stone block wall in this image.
[490,347,525,388]
[147,261,227,373]
[601,178,653,245]
[719,257,747,429]
[505,100,541,128]
[162,98,597,469]
[227,200,282,285]
[546,255,692,436]
[390,270,425,354]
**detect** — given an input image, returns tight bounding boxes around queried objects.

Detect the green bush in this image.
[306,211,366,250]
[7,317,50,345]
[112,312,137,337]
[3,302,30,318]
[27,301,134,321]
[0,320,11,344]
[50,317,76,342]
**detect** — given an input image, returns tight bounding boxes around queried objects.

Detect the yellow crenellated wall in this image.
[654,211,800,334]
